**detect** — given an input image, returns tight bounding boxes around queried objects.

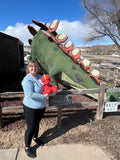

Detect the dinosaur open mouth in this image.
[28,19,101,85]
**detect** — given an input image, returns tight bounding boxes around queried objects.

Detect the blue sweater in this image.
[21,74,48,109]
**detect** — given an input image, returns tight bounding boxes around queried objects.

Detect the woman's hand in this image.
[47,95,49,100]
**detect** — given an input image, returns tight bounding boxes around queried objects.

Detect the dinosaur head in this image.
[27,19,101,85]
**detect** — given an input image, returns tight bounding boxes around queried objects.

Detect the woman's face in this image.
[28,63,38,76]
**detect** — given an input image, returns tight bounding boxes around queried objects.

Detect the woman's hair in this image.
[26,59,40,73]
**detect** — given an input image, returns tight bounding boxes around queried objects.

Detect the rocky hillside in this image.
[80,44,120,55]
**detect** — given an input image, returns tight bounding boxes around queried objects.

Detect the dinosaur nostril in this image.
[72,65,76,70]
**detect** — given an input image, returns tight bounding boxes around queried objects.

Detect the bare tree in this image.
[80,0,120,49]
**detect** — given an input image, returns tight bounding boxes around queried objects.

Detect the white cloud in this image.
[0,20,94,46]
[57,20,93,39]
[1,23,34,45]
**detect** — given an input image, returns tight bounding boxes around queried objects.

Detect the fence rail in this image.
[99,67,120,84]
[0,83,120,128]
[84,54,120,85]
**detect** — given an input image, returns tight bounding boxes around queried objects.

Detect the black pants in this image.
[23,104,45,147]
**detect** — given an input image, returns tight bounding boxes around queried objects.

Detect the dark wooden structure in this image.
[0,32,24,74]
[0,32,25,92]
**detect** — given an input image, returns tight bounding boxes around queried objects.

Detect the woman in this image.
[21,60,48,158]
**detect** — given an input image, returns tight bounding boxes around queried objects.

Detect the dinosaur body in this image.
[28,19,120,101]
[31,32,97,88]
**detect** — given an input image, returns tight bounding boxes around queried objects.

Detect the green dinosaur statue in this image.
[27,19,120,101]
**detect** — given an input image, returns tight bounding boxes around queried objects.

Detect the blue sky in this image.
[0,0,113,46]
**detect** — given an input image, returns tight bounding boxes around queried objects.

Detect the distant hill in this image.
[80,44,120,55]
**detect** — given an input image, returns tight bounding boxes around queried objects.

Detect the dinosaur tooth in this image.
[69,48,81,63]
[79,58,91,72]
[63,41,74,51]
[48,19,59,32]
[55,34,68,43]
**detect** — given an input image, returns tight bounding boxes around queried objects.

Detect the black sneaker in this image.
[25,148,36,158]
[33,138,44,146]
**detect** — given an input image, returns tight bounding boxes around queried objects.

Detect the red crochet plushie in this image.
[41,74,57,95]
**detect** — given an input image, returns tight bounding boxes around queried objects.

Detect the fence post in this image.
[106,69,109,81]
[57,106,62,129]
[0,96,3,128]
[113,68,118,80]
[96,83,105,120]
